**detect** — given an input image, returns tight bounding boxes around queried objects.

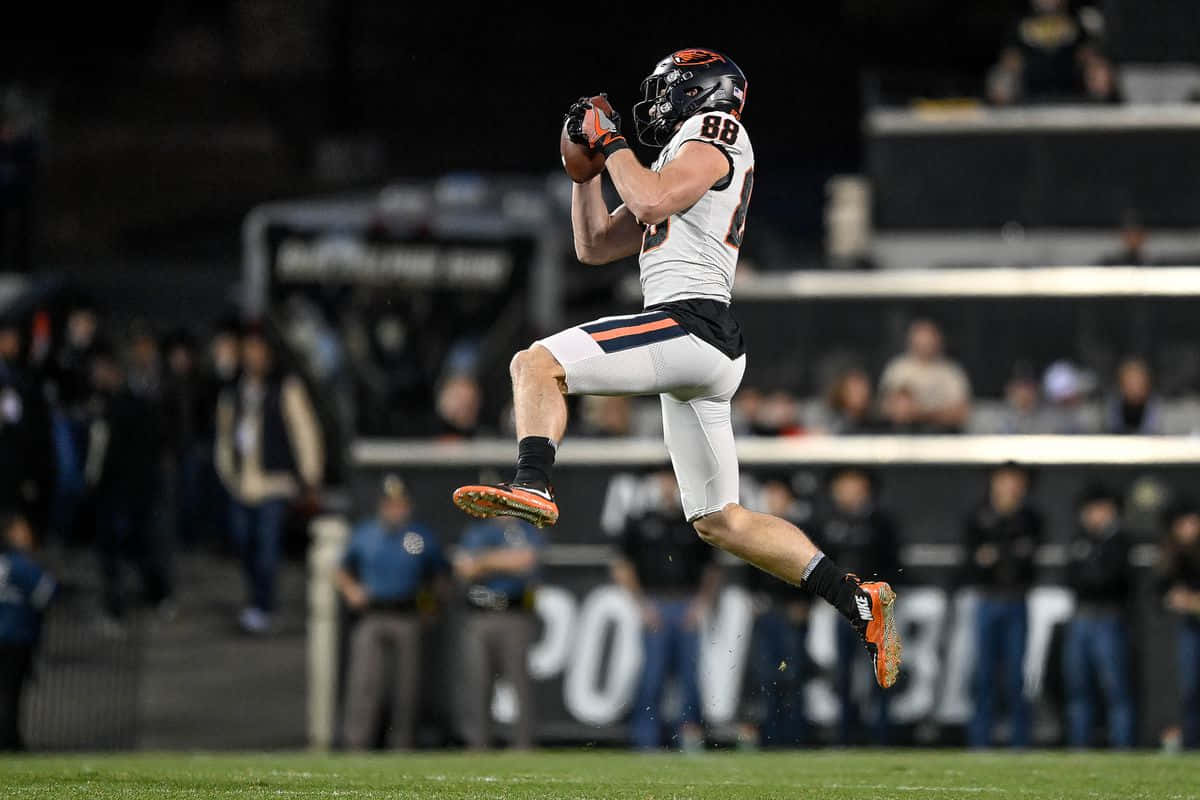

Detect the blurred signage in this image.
[274,236,513,288]
[352,460,1187,745]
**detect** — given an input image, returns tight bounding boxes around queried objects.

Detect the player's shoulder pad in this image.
[675,110,749,156]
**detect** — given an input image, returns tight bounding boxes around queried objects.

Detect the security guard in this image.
[454,515,544,749]
[0,512,55,751]
[337,475,446,749]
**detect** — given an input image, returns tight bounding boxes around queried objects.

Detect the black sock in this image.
[805,554,858,624]
[513,436,556,487]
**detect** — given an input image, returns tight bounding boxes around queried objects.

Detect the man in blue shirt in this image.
[337,475,446,749]
[455,515,544,749]
[0,512,55,751]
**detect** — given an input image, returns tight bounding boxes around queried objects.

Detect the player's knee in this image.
[693,502,748,549]
[510,345,560,384]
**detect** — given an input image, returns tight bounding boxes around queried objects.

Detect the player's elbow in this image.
[573,241,608,265]
[628,200,668,226]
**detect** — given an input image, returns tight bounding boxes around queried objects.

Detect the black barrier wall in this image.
[345,460,1193,746]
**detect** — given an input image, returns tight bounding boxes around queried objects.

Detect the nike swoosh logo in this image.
[855,594,874,621]
[515,486,553,502]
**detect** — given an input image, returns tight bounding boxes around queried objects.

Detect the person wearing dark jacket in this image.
[1161,502,1200,748]
[1063,485,1134,748]
[966,462,1042,748]
[216,325,323,633]
[740,474,811,749]
[86,348,171,622]
[0,317,54,537]
[818,467,899,745]
[612,469,721,752]
[0,513,56,750]
[161,331,208,548]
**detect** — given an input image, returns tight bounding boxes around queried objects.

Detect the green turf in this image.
[1,750,1198,799]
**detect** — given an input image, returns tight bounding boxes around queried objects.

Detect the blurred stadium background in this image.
[2,0,1200,761]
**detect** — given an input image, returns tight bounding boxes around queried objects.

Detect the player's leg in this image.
[661,366,901,689]
[453,310,689,527]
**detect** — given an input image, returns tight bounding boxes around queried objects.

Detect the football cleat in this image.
[848,577,902,689]
[452,482,560,528]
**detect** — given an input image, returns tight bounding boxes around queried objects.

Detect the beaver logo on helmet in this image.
[672,49,725,66]
[634,49,748,147]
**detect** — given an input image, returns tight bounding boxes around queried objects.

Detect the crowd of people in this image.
[322,312,1178,441]
[2,296,1199,752]
[328,463,1200,752]
[336,475,543,750]
[0,299,325,629]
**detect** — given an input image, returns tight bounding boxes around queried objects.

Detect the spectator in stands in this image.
[966,462,1042,748]
[1102,211,1150,266]
[733,387,804,437]
[880,384,924,434]
[732,386,763,436]
[0,512,55,751]
[580,395,632,437]
[1041,360,1099,434]
[614,469,720,750]
[1063,485,1135,748]
[1105,357,1162,435]
[879,319,971,432]
[216,324,324,634]
[755,391,804,437]
[987,0,1112,106]
[455,514,544,749]
[818,467,899,745]
[996,364,1049,434]
[613,468,721,751]
[0,315,54,537]
[125,321,162,402]
[87,347,172,625]
[54,302,102,414]
[162,331,206,547]
[338,475,447,750]
[824,367,884,435]
[207,320,241,405]
[434,373,483,440]
[1160,502,1200,748]
[740,474,810,749]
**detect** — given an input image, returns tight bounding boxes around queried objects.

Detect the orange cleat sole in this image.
[864,582,902,689]
[452,484,560,528]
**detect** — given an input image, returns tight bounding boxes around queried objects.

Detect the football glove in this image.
[565,95,630,158]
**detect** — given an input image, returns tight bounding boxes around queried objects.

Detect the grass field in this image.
[1,750,1198,799]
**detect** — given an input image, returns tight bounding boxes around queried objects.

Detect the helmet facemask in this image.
[633,54,746,148]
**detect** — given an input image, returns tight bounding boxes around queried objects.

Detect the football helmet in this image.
[633,48,748,147]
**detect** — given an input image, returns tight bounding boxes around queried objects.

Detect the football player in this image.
[453,49,900,688]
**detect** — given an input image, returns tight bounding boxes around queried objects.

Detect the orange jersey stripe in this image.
[589,317,679,342]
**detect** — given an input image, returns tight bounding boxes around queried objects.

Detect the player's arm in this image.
[604,142,729,225]
[566,97,728,226]
[571,177,644,265]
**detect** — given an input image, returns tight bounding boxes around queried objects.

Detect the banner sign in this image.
[350,461,1193,746]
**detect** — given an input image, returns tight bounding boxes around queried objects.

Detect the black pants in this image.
[0,644,34,751]
[96,491,172,617]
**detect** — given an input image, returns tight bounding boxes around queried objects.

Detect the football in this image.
[560,94,615,183]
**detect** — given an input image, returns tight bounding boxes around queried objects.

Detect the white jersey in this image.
[638,110,754,307]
